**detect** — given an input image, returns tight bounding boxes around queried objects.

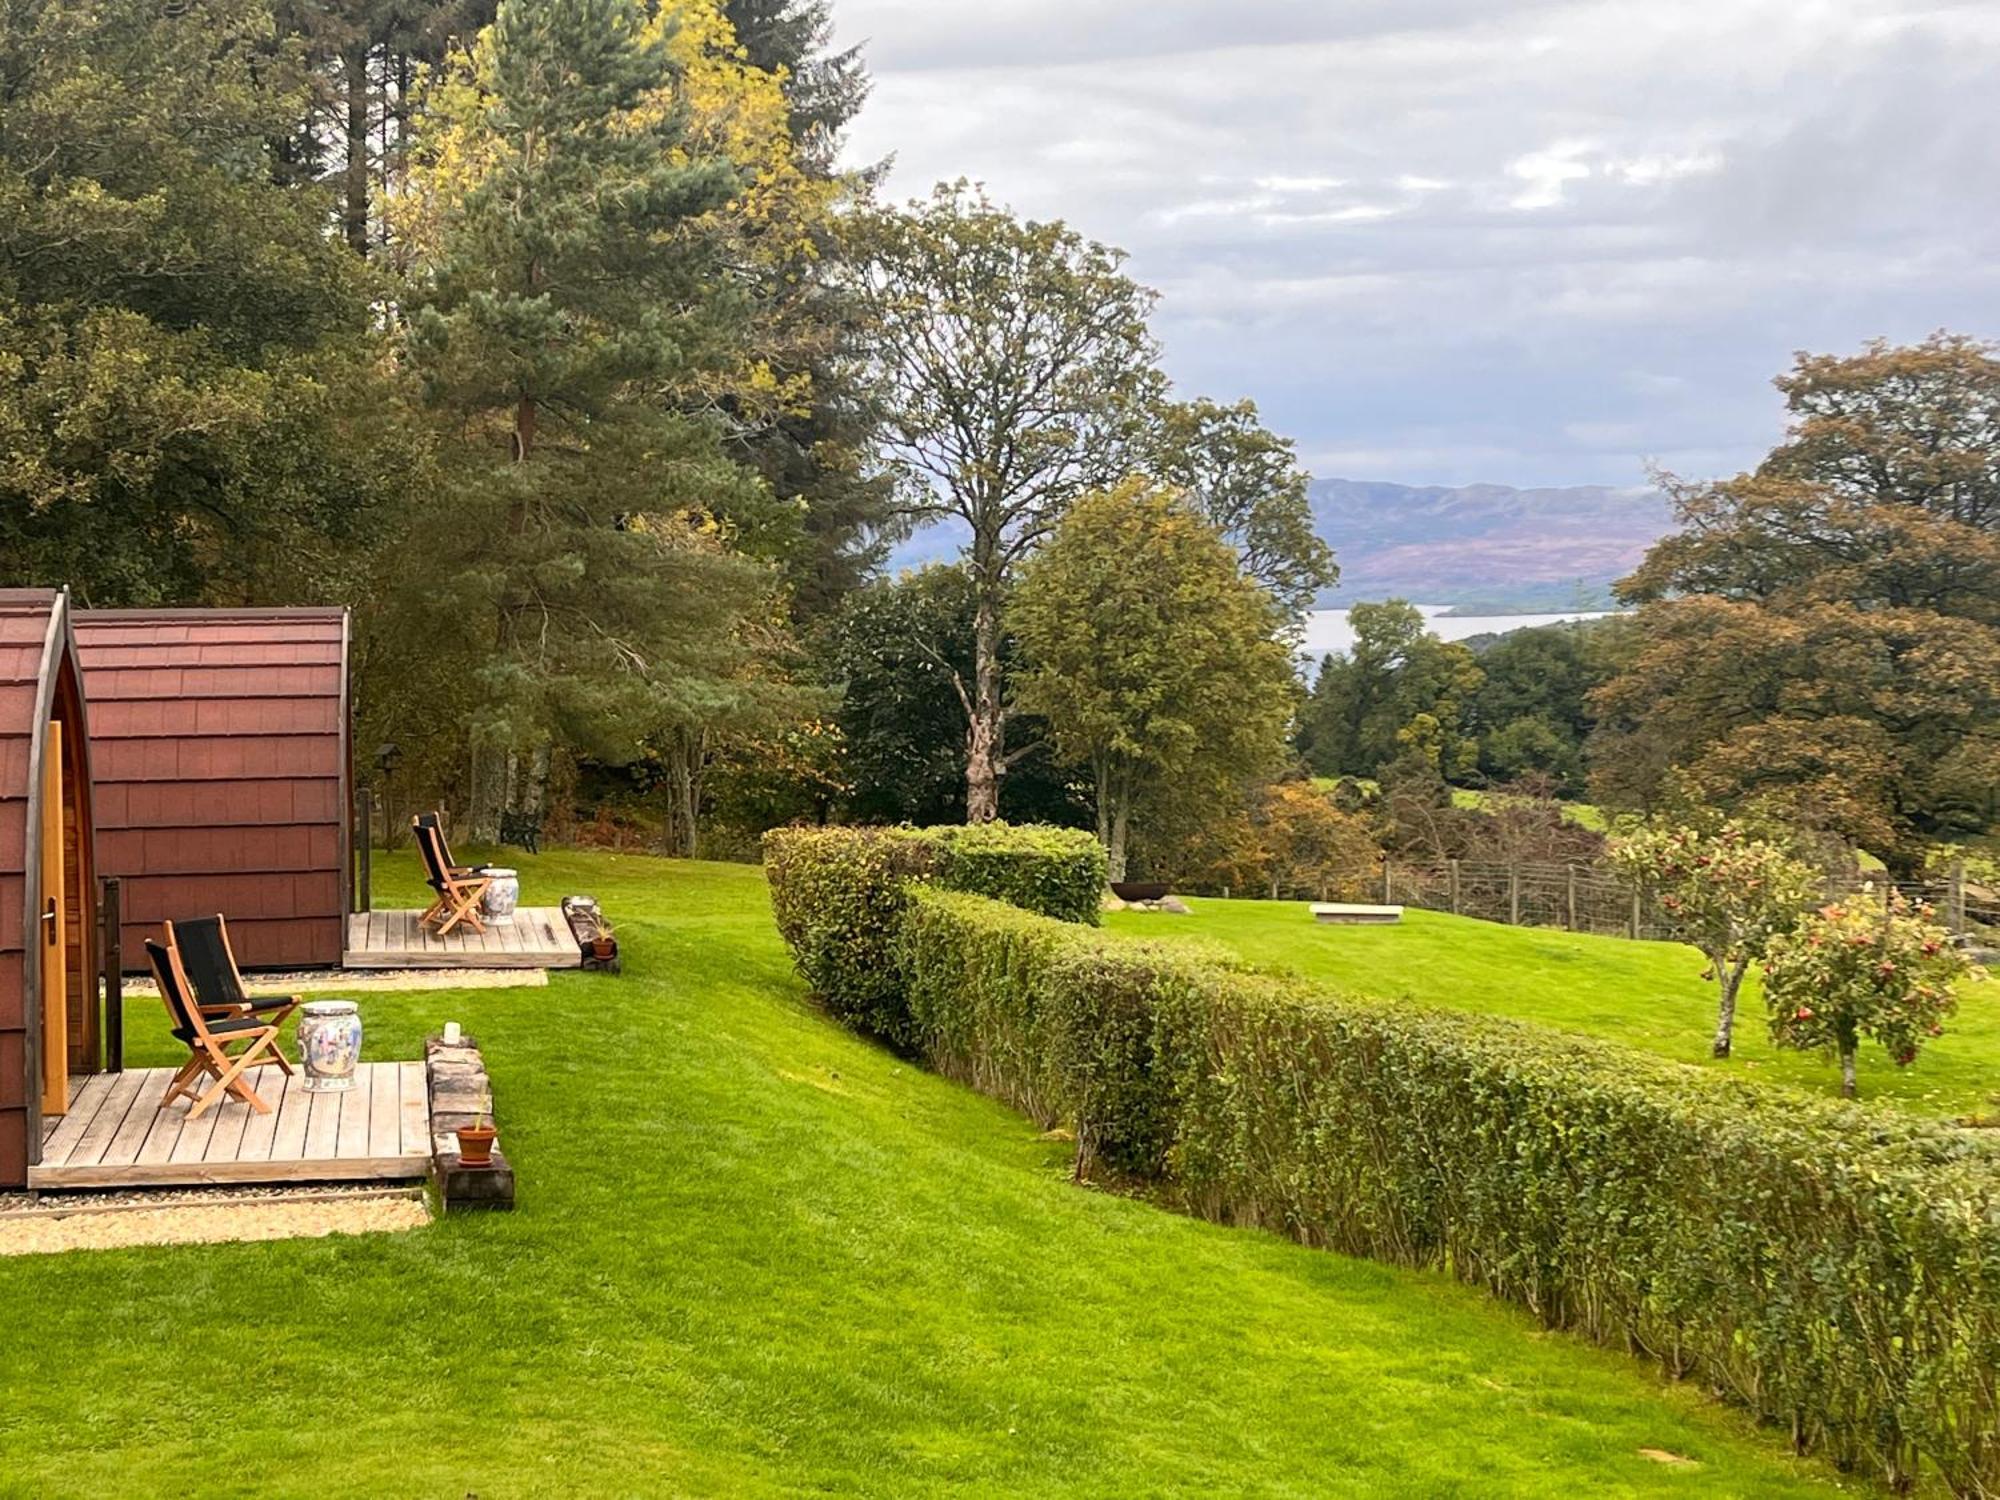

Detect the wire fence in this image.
[1245,858,2000,948]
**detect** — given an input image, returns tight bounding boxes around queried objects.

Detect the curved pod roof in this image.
[74,608,352,970]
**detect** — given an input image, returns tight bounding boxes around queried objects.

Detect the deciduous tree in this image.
[854,183,1163,820]
[0,0,412,605]
[1764,893,1972,1097]
[1611,822,1822,1058]
[1297,602,1483,783]
[1142,397,1336,620]
[1600,336,2000,867]
[1009,482,1297,881]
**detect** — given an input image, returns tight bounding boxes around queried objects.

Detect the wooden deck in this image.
[343,906,580,970]
[32,1063,432,1189]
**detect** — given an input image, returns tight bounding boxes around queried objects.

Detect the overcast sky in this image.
[829,0,2000,490]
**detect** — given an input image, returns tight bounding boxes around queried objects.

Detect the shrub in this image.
[762,822,1106,1042]
[926,821,1106,924]
[890,887,2000,1495]
[762,827,934,1041]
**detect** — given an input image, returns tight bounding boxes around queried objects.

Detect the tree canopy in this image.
[1010,481,1297,881]
[1598,336,2000,870]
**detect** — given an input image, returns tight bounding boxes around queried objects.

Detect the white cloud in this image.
[1507,141,1596,210]
[830,0,2000,487]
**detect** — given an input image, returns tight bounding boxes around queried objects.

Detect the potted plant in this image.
[456,1114,498,1167]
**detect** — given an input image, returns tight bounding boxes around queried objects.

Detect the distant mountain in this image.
[1312,479,1674,611]
[883,479,1677,613]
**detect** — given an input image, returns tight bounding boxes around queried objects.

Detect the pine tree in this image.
[721,0,869,174]
[392,0,795,836]
[714,0,894,622]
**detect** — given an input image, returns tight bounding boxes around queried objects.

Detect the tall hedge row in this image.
[762,823,1106,1044]
[884,887,2000,1495]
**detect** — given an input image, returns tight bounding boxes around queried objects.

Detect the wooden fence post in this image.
[101,876,123,1074]
[1382,861,1393,905]
[356,783,374,914]
[1508,864,1521,926]
[1448,858,1461,916]
[1565,863,1578,931]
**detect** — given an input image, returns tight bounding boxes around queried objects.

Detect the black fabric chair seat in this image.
[169,1014,265,1044]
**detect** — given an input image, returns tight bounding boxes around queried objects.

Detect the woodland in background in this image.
[0,0,1994,885]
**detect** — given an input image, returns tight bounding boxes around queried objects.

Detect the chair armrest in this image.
[199,1001,253,1016]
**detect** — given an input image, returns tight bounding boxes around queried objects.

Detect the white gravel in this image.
[0,1185,431,1256]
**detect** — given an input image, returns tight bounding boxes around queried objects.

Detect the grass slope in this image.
[0,853,1876,1496]
[1107,899,2000,1117]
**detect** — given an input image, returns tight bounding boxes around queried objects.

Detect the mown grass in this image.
[1107,897,2000,1117]
[0,851,1896,1495]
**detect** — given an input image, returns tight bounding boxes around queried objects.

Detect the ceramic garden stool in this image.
[298,1000,363,1092]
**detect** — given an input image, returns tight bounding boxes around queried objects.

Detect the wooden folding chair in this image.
[145,938,287,1118]
[412,812,483,926]
[415,819,491,937]
[168,914,302,1035]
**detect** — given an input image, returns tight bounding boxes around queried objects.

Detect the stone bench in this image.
[1310,903,1403,925]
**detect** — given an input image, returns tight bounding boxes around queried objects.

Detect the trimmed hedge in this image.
[889,888,2000,1496]
[762,823,1105,1044]
[925,822,1107,925]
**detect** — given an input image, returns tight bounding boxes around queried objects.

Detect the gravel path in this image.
[0,1187,430,1256]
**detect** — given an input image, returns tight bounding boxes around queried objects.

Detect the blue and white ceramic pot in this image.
[481,867,520,921]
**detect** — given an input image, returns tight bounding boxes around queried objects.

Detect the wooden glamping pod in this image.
[72,608,352,970]
[0,589,98,1190]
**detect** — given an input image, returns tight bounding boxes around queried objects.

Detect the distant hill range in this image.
[1312,479,1674,612]
[884,478,1677,614]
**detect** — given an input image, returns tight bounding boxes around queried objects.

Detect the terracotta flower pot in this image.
[456,1122,497,1167]
[590,935,616,960]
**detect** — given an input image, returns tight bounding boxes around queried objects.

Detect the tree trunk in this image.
[964,585,1003,822]
[1840,1045,1858,1099]
[342,43,371,254]
[1107,794,1129,884]
[513,394,537,463]
[1712,959,1746,1058]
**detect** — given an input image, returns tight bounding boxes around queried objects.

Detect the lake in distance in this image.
[1300,604,1618,658]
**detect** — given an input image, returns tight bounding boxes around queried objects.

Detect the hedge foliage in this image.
[924,822,1108,926]
[888,888,2000,1496]
[762,823,1106,1044]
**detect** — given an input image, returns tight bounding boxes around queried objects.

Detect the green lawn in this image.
[1108,898,2000,1117]
[0,852,1895,1496]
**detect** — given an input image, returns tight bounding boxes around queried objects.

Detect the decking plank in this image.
[168,1093,227,1164]
[367,1063,401,1156]
[335,1072,372,1159]
[236,1069,288,1161]
[102,1069,176,1166]
[302,1088,341,1160]
[202,1089,257,1164]
[269,1070,312,1161]
[135,1095,188,1165]
[40,1076,116,1163]
[397,1060,429,1157]
[66,1069,149,1168]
